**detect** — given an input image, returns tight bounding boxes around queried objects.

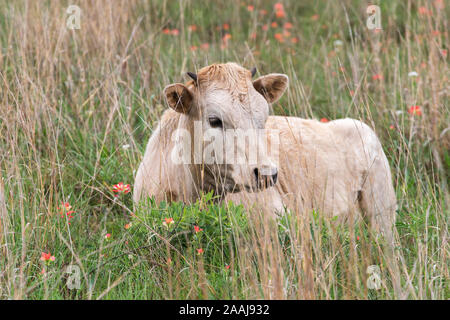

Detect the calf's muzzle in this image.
[253,165,278,189]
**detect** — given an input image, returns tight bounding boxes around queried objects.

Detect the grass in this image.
[0,0,448,299]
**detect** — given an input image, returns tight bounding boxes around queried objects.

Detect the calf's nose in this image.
[271,171,278,185]
[254,166,278,189]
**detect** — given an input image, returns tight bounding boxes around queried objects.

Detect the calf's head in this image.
[163,62,288,194]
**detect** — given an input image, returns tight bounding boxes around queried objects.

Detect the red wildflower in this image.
[200,43,210,50]
[197,248,204,255]
[408,106,422,116]
[311,14,319,21]
[283,22,293,29]
[418,6,430,16]
[194,225,203,233]
[188,25,197,32]
[221,34,231,49]
[61,202,71,210]
[171,29,179,36]
[320,118,329,123]
[274,3,286,18]
[223,33,232,41]
[40,252,55,262]
[58,202,75,223]
[432,30,440,36]
[372,74,383,80]
[247,5,254,12]
[105,233,111,239]
[162,28,170,34]
[223,23,230,30]
[112,182,131,195]
[271,21,278,28]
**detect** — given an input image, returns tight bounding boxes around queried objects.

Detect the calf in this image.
[134,62,397,241]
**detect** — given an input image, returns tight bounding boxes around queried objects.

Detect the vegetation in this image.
[0,0,448,299]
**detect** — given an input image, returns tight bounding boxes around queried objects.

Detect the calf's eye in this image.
[208,117,223,128]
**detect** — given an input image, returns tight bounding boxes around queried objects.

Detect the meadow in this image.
[0,0,448,299]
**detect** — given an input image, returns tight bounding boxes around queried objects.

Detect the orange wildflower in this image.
[274,33,284,42]
[163,217,175,228]
[275,10,286,18]
[274,3,284,11]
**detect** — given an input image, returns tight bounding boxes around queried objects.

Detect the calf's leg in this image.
[359,152,403,298]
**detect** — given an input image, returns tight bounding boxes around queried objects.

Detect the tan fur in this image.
[226,117,397,230]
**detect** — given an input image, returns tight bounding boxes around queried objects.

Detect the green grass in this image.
[0,0,448,299]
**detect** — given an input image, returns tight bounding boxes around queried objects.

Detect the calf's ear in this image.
[253,73,289,103]
[163,83,194,114]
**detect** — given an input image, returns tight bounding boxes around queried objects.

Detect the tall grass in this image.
[0,0,448,299]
